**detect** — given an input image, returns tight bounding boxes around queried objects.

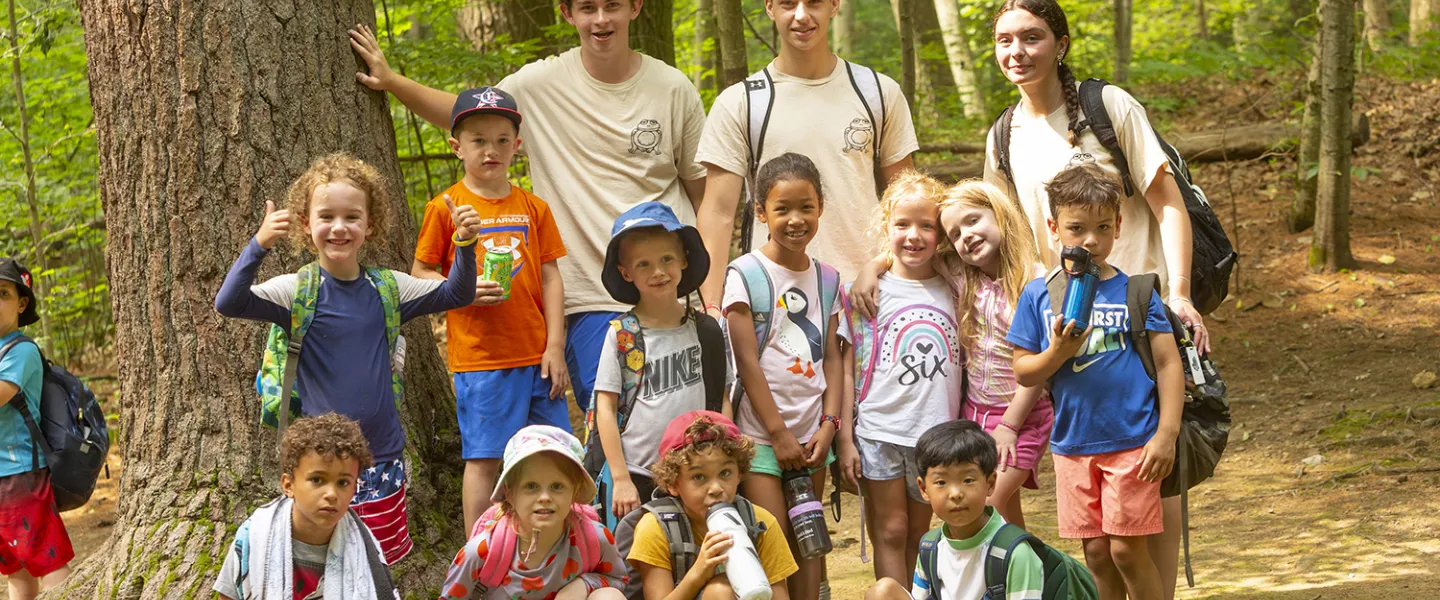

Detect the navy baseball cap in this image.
[602,202,711,305]
[450,86,522,135]
[0,258,38,327]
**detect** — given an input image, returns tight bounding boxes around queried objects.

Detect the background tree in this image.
[1362,0,1389,50]
[913,0,960,119]
[631,0,676,65]
[833,0,855,56]
[458,0,559,56]
[933,0,985,118]
[895,0,917,102]
[5,0,52,347]
[1412,0,1434,45]
[1195,0,1209,40]
[693,0,717,93]
[1113,0,1131,83]
[68,0,464,596]
[714,0,747,87]
[1290,3,1324,233]
[1311,0,1357,271]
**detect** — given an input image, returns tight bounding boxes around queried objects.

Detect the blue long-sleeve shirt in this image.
[216,238,476,461]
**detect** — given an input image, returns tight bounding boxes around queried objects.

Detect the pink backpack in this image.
[470,503,604,590]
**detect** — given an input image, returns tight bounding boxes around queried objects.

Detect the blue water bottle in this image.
[1060,246,1100,337]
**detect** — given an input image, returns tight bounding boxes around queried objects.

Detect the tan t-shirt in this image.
[498,49,708,315]
[697,58,919,280]
[984,84,1174,298]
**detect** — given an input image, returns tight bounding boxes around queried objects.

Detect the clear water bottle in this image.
[705,502,772,600]
[781,470,832,559]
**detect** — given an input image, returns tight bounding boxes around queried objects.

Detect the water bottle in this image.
[1060,246,1101,337]
[781,470,832,559]
[705,502,772,600]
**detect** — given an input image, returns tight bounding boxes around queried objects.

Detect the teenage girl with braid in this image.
[988,2,1202,599]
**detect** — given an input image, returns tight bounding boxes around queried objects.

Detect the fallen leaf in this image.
[1302,454,1325,467]
[1414,370,1438,390]
[1378,254,1396,265]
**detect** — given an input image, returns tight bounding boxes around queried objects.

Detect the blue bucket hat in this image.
[602,202,711,305]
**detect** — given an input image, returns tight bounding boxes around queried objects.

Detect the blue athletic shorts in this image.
[564,311,622,413]
[455,366,571,460]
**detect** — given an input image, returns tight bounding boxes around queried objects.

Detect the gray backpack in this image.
[614,495,767,599]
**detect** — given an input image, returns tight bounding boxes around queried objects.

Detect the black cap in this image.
[450,86,522,136]
[0,258,38,327]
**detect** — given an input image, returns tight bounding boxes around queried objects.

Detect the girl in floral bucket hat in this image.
[439,425,628,599]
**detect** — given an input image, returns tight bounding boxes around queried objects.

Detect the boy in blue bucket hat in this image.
[583,202,733,529]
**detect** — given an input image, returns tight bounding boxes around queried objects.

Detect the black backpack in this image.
[0,335,110,511]
[995,78,1237,315]
[613,495,767,600]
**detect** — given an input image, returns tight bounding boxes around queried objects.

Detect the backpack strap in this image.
[569,505,604,574]
[843,60,886,195]
[613,312,646,433]
[0,335,48,471]
[476,510,519,590]
[732,495,768,540]
[917,526,943,593]
[981,523,1035,600]
[1128,273,1161,381]
[694,310,728,414]
[727,254,776,376]
[366,267,405,404]
[278,263,322,443]
[991,105,1018,194]
[1044,266,1066,322]
[643,496,699,587]
[741,67,777,257]
[840,284,880,402]
[815,260,841,357]
[1077,78,1137,197]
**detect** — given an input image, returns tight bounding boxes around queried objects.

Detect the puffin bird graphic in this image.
[776,288,822,377]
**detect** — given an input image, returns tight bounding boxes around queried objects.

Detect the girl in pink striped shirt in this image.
[938,180,1054,529]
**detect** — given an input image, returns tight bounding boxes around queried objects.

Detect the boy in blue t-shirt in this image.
[0,258,73,599]
[1006,163,1184,600]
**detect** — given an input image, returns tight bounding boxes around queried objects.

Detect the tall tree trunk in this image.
[1290,7,1324,233]
[896,0,917,103]
[1412,0,1435,45]
[933,0,985,117]
[715,0,748,87]
[458,0,559,56]
[72,1,464,597]
[1311,0,1357,272]
[913,0,959,119]
[695,0,717,93]
[1362,0,1389,49]
[1113,0,1132,84]
[1234,2,1266,52]
[833,0,856,56]
[630,0,676,65]
[6,0,52,347]
[1196,0,1210,40]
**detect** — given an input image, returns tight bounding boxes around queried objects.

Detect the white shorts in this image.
[856,436,925,503]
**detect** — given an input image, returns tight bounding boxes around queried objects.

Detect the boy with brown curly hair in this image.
[215,152,482,562]
[214,413,399,600]
[626,411,797,600]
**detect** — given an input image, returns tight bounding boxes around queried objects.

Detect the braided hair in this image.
[993,0,1083,183]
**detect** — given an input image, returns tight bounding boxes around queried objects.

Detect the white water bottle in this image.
[705,502,772,600]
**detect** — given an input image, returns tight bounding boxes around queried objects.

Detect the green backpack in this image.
[918,522,1099,600]
[254,263,403,441]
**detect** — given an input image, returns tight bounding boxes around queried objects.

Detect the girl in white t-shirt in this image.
[988,2,1203,597]
[722,153,841,600]
[936,180,1053,531]
[834,171,965,585]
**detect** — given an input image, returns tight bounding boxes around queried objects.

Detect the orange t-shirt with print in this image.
[415,182,566,371]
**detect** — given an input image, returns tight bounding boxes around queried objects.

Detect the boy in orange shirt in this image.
[413,87,569,534]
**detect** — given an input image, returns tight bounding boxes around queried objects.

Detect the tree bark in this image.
[1196,0,1209,40]
[694,0,717,93]
[458,0,559,56]
[715,0,748,88]
[1291,4,1324,233]
[1362,0,1389,49]
[933,0,986,118]
[1113,0,1132,84]
[630,0,676,65]
[1412,0,1434,45]
[1311,0,1357,272]
[833,0,856,56]
[895,0,917,103]
[72,1,465,597]
[913,0,959,119]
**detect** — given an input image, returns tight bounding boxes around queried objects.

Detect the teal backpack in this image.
[918,522,1099,600]
[254,263,404,441]
[725,254,840,403]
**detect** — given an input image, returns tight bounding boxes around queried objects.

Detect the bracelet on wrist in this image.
[452,232,478,247]
[820,414,841,430]
[996,421,1021,434]
[1170,296,1194,306]
[704,303,722,314]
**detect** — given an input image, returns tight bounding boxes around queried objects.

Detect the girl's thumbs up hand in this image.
[447,194,482,241]
[257,199,292,250]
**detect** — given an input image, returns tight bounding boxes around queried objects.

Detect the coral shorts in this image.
[1052,446,1163,539]
[0,470,74,577]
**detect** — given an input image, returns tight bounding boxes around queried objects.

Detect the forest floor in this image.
[9,74,1440,599]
